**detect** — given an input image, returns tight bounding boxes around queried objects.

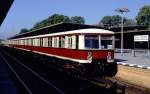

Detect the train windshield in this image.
[85,35,113,49]
[85,35,99,49]
[101,36,113,49]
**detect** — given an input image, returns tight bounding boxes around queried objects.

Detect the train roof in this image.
[108,25,147,32]
[13,28,114,39]
[10,22,109,39]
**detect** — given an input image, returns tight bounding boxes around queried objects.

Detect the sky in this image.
[0,0,150,39]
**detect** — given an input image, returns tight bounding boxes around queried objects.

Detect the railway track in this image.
[77,77,126,94]
[108,77,150,94]
[0,46,126,94]
[109,65,150,94]
[1,46,150,94]
[0,48,65,94]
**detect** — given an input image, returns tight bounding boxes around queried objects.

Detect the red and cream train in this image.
[4,23,117,77]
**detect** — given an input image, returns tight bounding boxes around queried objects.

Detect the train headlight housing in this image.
[107,52,114,63]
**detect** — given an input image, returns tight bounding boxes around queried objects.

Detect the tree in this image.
[111,15,122,26]
[136,5,150,27]
[100,15,136,26]
[124,19,136,26]
[48,14,70,24]
[100,16,112,26]
[32,14,71,30]
[71,16,85,24]
[19,28,29,34]
[32,14,85,30]
[100,15,122,26]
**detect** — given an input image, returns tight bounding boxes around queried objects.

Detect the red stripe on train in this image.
[12,45,114,60]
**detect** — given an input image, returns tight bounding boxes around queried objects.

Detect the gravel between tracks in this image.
[110,65,150,94]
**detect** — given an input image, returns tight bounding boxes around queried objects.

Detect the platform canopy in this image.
[10,22,105,39]
[0,0,14,26]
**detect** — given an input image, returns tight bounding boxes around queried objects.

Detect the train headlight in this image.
[87,52,92,63]
[107,52,114,63]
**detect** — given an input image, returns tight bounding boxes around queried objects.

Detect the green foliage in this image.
[111,15,122,26]
[71,16,85,24]
[136,5,150,27]
[47,14,70,24]
[100,15,136,26]
[32,14,85,30]
[19,28,29,34]
[100,16,112,26]
[19,14,85,34]
[124,19,136,26]
[100,15,122,26]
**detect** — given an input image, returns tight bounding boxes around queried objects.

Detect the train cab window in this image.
[85,35,99,49]
[101,36,113,49]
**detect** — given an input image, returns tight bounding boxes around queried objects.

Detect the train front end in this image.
[77,32,117,77]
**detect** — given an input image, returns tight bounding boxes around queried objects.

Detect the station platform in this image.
[0,56,18,94]
[115,50,150,69]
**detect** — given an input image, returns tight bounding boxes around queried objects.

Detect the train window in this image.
[101,36,113,49]
[25,39,26,45]
[72,36,76,49]
[43,38,45,47]
[32,38,35,46]
[57,37,59,48]
[40,38,43,47]
[26,39,28,45]
[60,36,65,48]
[85,35,99,49]
[20,40,23,45]
[53,37,57,48]
[76,35,78,49]
[27,39,29,45]
[68,36,72,49]
[36,38,40,46]
[31,39,33,46]
[59,37,61,48]
[48,37,52,47]
[44,37,48,47]
[23,40,24,45]
[28,39,31,46]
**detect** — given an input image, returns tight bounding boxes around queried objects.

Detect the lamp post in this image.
[115,8,130,56]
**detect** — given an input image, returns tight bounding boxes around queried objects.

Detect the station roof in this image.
[10,22,149,39]
[0,0,14,26]
[108,25,147,32]
[10,22,105,39]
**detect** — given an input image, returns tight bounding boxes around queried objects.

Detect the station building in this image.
[108,26,150,50]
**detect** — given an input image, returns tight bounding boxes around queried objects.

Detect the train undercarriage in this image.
[3,46,118,78]
[62,60,117,77]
